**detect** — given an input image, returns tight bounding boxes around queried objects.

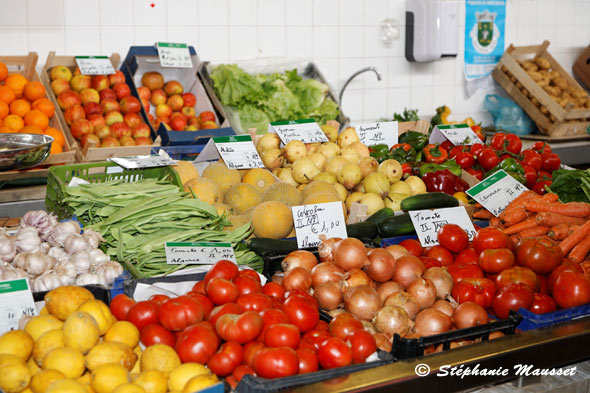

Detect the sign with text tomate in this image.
[356,121,398,148]
[408,206,476,247]
[291,202,347,248]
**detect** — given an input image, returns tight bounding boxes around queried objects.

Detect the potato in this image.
[535,57,551,70]
[555,77,568,90]
[549,71,560,81]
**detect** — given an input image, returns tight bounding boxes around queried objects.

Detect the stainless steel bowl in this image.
[0,133,54,171]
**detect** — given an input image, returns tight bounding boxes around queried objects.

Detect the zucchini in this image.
[400,192,459,212]
[346,221,378,240]
[365,207,395,225]
[247,238,299,256]
[378,214,415,237]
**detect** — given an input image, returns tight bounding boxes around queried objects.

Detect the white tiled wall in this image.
[0,0,588,125]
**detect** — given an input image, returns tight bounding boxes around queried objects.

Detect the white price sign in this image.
[291,202,347,249]
[165,242,236,265]
[409,207,476,247]
[0,279,36,334]
[213,135,264,170]
[156,42,192,68]
[430,124,483,146]
[75,56,116,75]
[109,155,176,169]
[269,119,329,144]
[466,170,528,217]
[356,121,398,148]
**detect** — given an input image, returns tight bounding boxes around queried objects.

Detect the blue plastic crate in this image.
[110,270,133,299]
[517,304,590,331]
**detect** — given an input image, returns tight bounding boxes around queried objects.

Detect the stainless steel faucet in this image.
[339,66,383,105]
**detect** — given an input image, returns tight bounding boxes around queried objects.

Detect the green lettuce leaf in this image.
[210,64,262,107]
[238,104,271,133]
[307,98,340,125]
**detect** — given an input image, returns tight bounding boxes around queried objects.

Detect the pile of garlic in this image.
[0,210,124,292]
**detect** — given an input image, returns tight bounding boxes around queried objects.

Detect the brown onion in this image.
[333,238,369,271]
[453,302,488,329]
[373,306,413,337]
[365,248,396,282]
[423,267,453,299]
[431,299,454,317]
[407,277,436,310]
[282,267,312,292]
[361,320,377,334]
[271,273,283,284]
[385,244,408,259]
[343,285,382,321]
[342,268,371,289]
[311,262,344,287]
[313,282,342,310]
[373,333,392,352]
[393,255,425,288]
[327,308,346,318]
[282,250,318,272]
[413,309,452,337]
[376,281,403,302]
[384,291,420,319]
[318,237,342,263]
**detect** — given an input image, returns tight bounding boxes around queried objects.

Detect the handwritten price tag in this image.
[0,279,36,334]
[409,207,476,247]
[466,170,528,217]
[291,202,347,248]
[270,119,328,144]
[430,124,483,146]
[156,42,192,68]
[356,121,398,148]
[75,56,116,75]
[165,242,236,265]
[213,135,264,169]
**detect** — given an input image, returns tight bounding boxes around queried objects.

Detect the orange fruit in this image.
[24,109,49,130]
[4,114,24,131]
[0,118,3,128]
[10,99,31,117]
[45,127,65,147]
[32,98,55,118]
[0,101,8,119]
[0,61,7,82]
[21,125,43,134]
[0,126,13,133]
[50,143,63,154]
[23,81,46,102]
[5,74,28,98]
[0,86,16,104]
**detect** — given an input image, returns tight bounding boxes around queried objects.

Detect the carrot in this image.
[541,193,559,203]
[503,191,538,210]
[524,200,590,217]
[560,220,590,255]
[503,217,538,235]
[535,212,587,227]
[510,234,522,244]
[489,217,501,227]
[569,235,590,263]
[519,226,550,238]
[499,207,528,227]
[473,210,493,219]
[548,223,579,240]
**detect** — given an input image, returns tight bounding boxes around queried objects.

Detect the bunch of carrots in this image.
[489,191,590,263]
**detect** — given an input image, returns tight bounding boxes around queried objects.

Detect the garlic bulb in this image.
[82,229,104,249]
[13,251,56,277]
[54,260,77,285]
[32,271,63,292]
[71,251,92,274]
[76,272,106,286]
[95,261,124,285]
[0,233,16,263]
[48,246,68,262]
[39,242,51,254]
[0,263,28,280]
[64,234,92,255]
[89,249,109,265]
[47,221,81,247]
[15,227,41,253]
[21,211,57,241]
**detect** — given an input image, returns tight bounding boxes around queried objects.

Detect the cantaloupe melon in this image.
[201,162,241,195]
[242,168,276,193]
[224,184,261,215]
[183,178,222,204]
[301,181,338,201]
[262,183,302,207]
[213,203,231,216]
[171,161,199,186]
[251,201,293,239]
[224,214,251,232]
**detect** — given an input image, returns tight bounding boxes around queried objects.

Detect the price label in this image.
[409,207,476,247]
[109,155,175,169]
[430,123,483,146]
[156,42,193,68]
[75,56,116,75]
[213,135,264,169]
[0,278,36,334]
[291,202,347,249]
[356,121,398,148]
[165,242,236,265]
[466,170,528,217]
[270,119,329,144]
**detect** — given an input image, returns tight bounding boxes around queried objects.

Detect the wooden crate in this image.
[40,52,160,162]
[573,45,590,91]
[492,41,590,138]
[0,52,76,166]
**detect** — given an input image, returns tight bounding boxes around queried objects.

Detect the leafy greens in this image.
[549,169,590,203]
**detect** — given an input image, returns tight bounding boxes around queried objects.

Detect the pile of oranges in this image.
[0,61,65,154]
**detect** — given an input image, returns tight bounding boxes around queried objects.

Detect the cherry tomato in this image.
[239,268,261,283]
[329,312,364,340]
[419,256,442,269]
[233,275,262,296]
[185,292,214,319]
[532,180,551,195]
[175,321,220,364]
[447,262,484,284]
[399,239,422,257]
[478,148,500,172]
[478,248,515,274]
[495,266,538,292]
[426,245,454,267]
[541,152,561,172]
[244,341,265,369]
[207,341,244,377]
[515,237,563,274]
[490,132,507,151]
[440,140,454,153]
[348,330,377,363]
[140,323,176,347]
[522,165,538,189]
[438,224,469,253]
[232,364,255,382]
[552,271,590,309]
[473,227,514,254]
[532,141,551,154]
[158,295,203,331]
[455,152,476,170]
[449,145,465,158]
[451,277,496,308]
[236,293,272,313]
[504,134,522,154]
[469,143,485,157]
[204,260,239,284]
[126,300,159,331]
[317,337,353,369]
[466,168,484,181]
[207,303,243,327]
[191,280,206,295]
[264,324,301,349]
[520,149,542,172]
[110,294,136,321]
[455,248,479,265]
[148,294,169,306]
[283,294,319,333]
[529,293,557,314]
[302,329,331,350]
[207,277,239,305]
[262,282,285,300]
[492,283,534,319]
[254,347,299,379]
[296,348,319,374]
[215,311,263,344]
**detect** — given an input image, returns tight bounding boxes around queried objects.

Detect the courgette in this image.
[400,192,459,212]
[365,207,395,225]
[247,238,299,256]
[346,221,378,240]
[378,214,415,237]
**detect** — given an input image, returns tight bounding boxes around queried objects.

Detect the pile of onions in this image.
[318,237,342,263]
[365,248,396,282]
[333,238,369,270]
[311,262,344,286]
[413,309,452,337]
[282,266,312,292]
[313,282,342,310]
[393,256,425,288]
[374,306,413,337]
[342,268,370,289]
[376,281,402,302]
[384,291,420,319]
[282,250,317,272]
[343,285,381,321]
[431,299,454,317]
[423,267,453,299]
[453,302,488,329]
[407,277,436,310]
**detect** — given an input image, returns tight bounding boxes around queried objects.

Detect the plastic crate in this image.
[45,161,183,223]
[151,145,204,161]
[517,304,590,331]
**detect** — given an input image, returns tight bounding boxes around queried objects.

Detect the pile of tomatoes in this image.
[402,223,590,319]
[109,260,377,385]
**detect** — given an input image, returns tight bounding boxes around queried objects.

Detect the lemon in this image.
[91,363,130,393]
[24,315,63,341]
[32,329,64,365]
[77,300,115,335]
[42,347,85,379]
[30,369,65,393]
[168,363,210,392]
[0,330,34,361]
[132,370,167,393]
[0,354,31,393]
[181,374,218,393]
[140,344,180,374]
[104,321,140,349]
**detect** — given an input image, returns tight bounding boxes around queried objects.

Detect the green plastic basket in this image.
[46,161,183,221]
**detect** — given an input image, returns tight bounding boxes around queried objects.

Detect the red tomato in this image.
[419,256,442,269]
[328,312,364,340]
[207,341,244,377]
[264,324,301,349]
[478,248,515,274]
[315,320,329,331]
[490,132,506,151]
[496,266,539,292]
[536,274,548,295]
[262,282,285,300]
[148,294,169,306]
[302,329,331,350]
[175,321,220,364]
[399,239,422,257]
[532,180,551,195]
[296,348,319,374]
[425,246,454,267]
[532,141,551,154]
[548,262,583,294]
[236,293,272,312]
[473,227,514,254]
[523,165,538,189]
[504,134,522,154]
[283,294,319,333]
[244,341,265,369]
[297,338,316,352]
[259,308,290,342]
[140,323,176,347]
[286,290,318,308]
[451,277,496,308]
[254,347,299,379]
[207,277,239,305]
[318,337,353,369]
[515,237,563,275]
[110,294,136,321]
[447,262,484,284]
[126,300,159,331]
[437,224,469,253]
[191,281,206,295]
[541,152,561,172]
[440,140,454,153]
[233,275,262,296]
[158,295,203,331]
[204,260,239,284]
[185,292,214,318]
[216,311,263,344]
[455,151,476,170]
[239,268,261,283]
[492,283,534,319]
[348,330,377,363]
[232,364,255,382]
[529,293,557,314]
[455,248,479,265]
[478,148,500,172]
[470,143,485,157]
[552,271,590,309]
[207,303,243,327]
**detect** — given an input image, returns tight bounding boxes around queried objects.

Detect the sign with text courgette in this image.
[269,119,329,144]
[75,56,116,75]
[195,135,264,170]
[165,242,236,265]
[355,121,398,148]
[291,202,347,248]
[156,42,192,68]
[0,278,36,334]
[466,169,527,217]
[430,123,483,146]
[409,206,476,247]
